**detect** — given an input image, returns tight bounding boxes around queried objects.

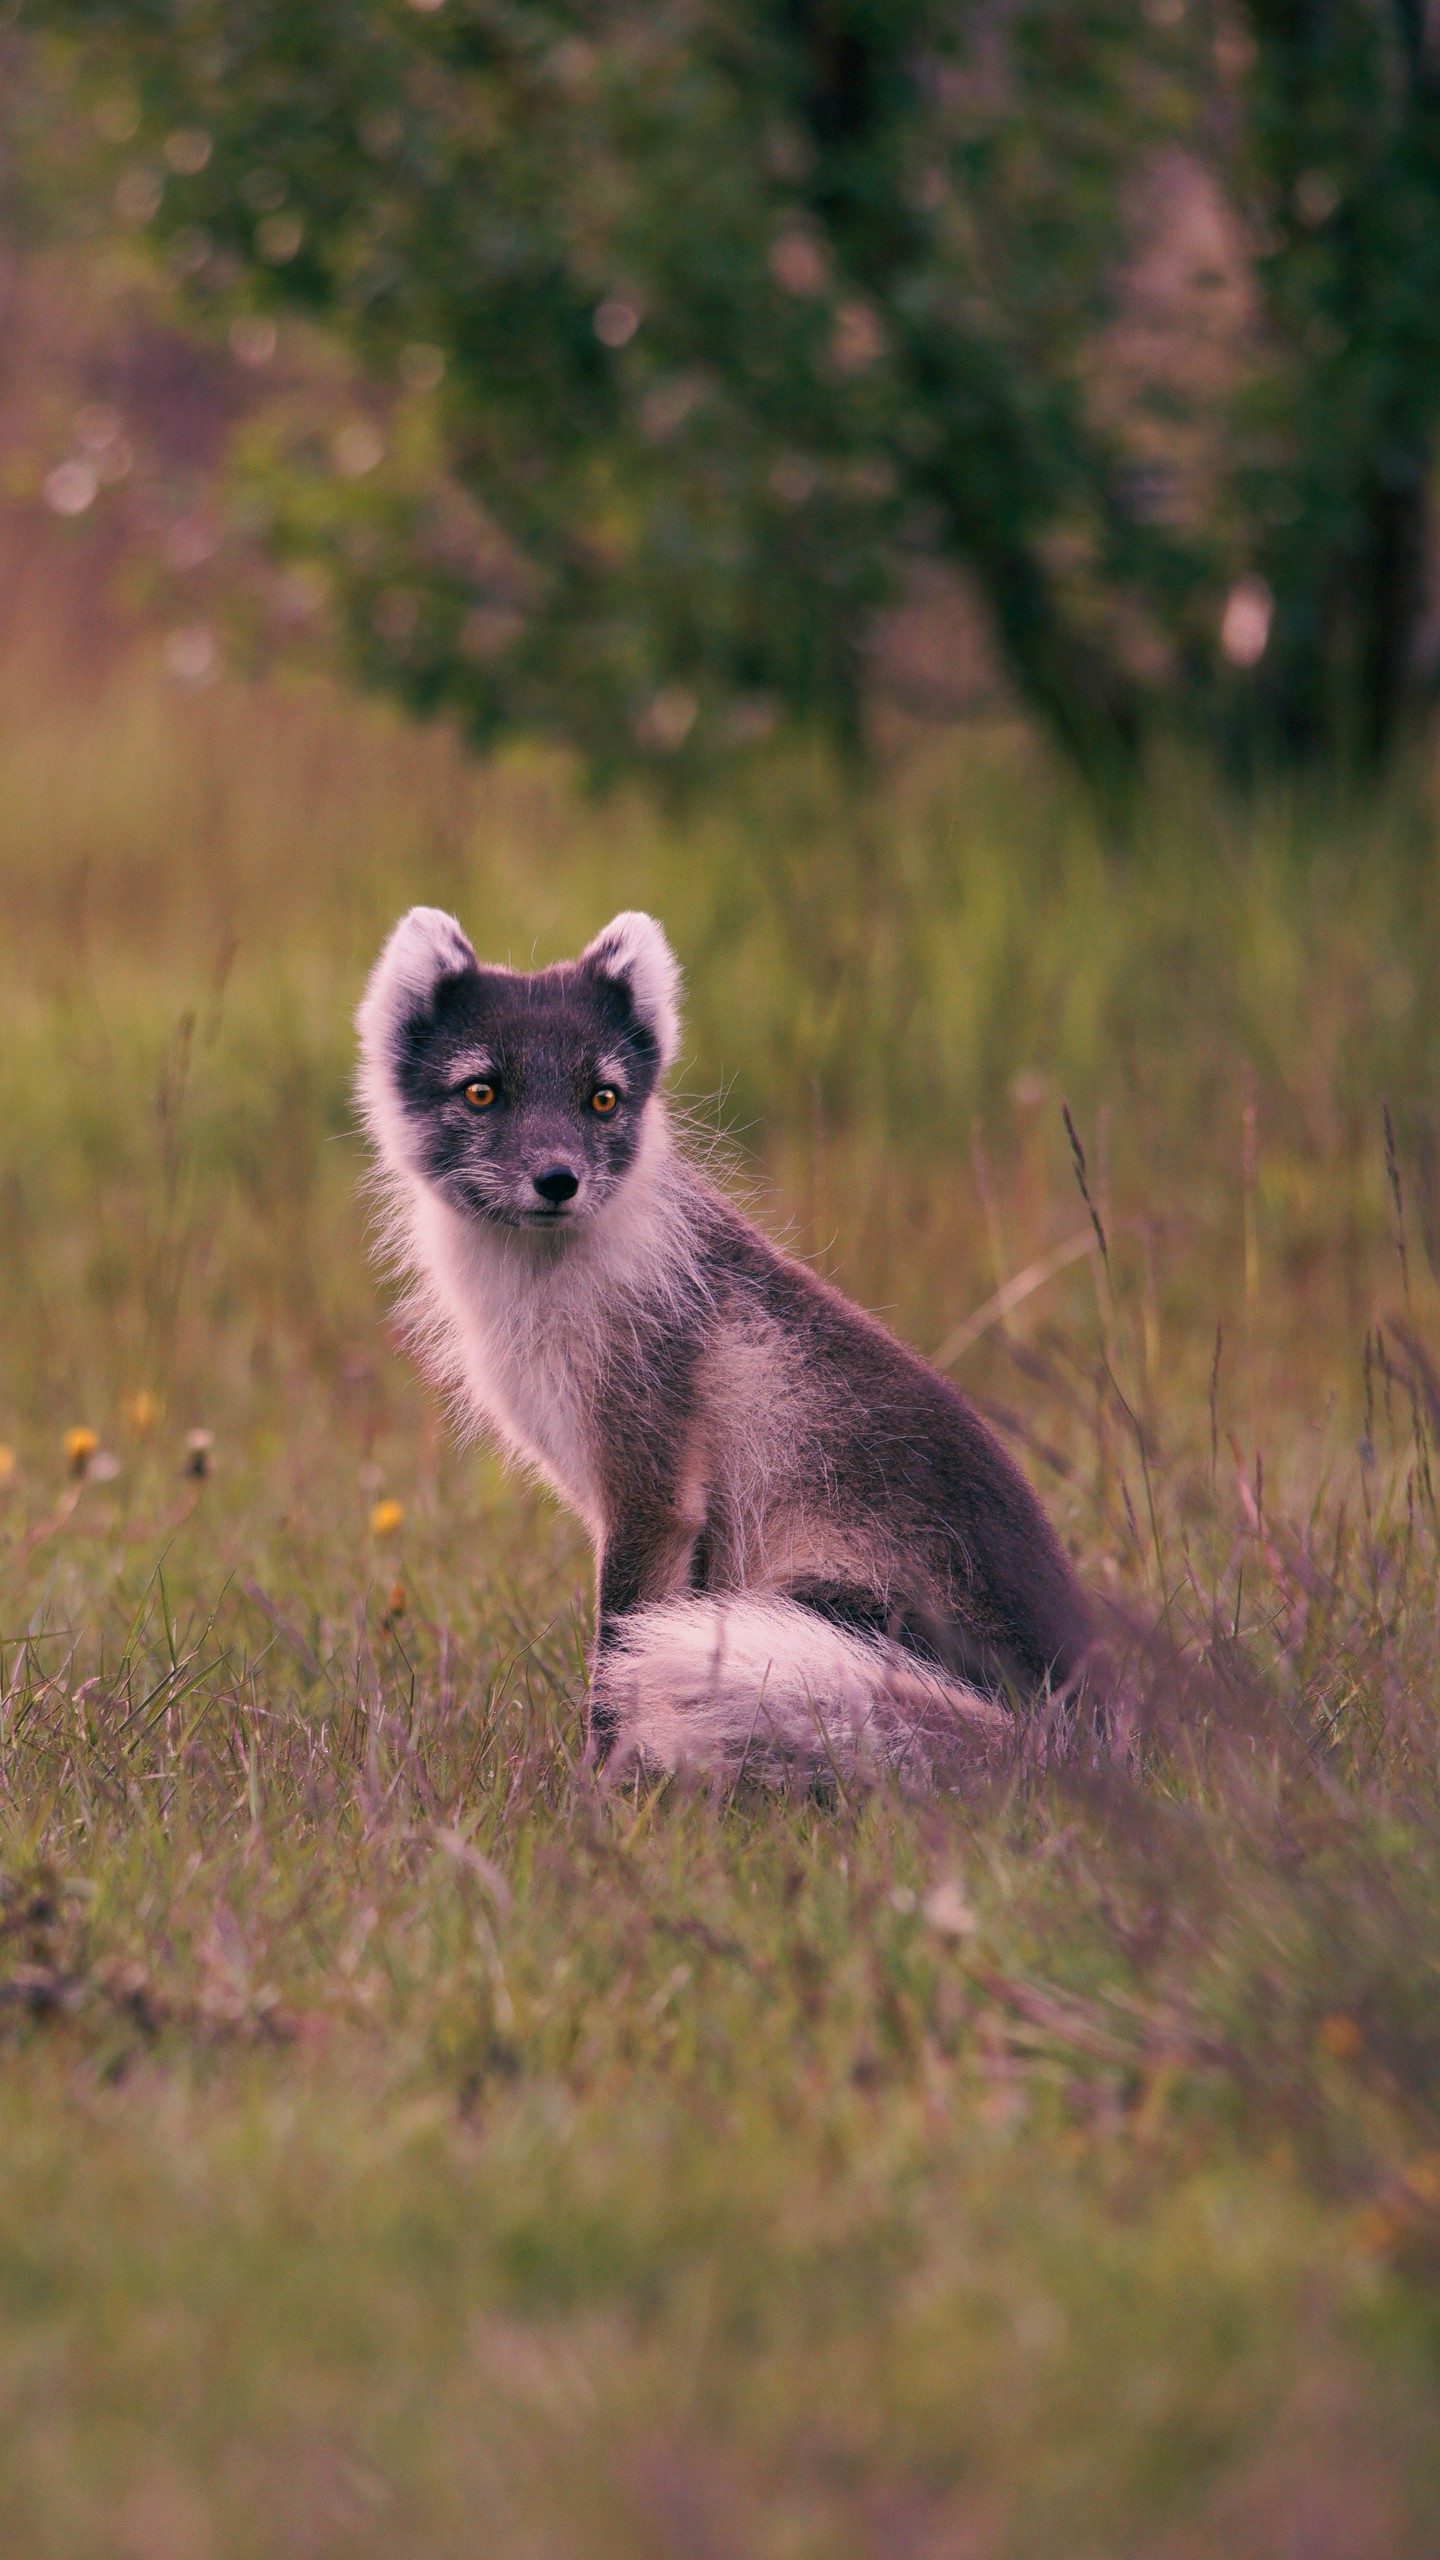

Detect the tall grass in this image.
[3,627,1440,2554]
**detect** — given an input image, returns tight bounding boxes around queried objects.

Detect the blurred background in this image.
[2,0,1440,1459]
[10,0,1440,788]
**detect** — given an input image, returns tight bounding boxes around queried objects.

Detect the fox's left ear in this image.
[582,911,682,1072]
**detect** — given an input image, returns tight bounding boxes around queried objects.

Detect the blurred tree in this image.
[16,2,1440,788]
[22,0,1200,790]
[1234,1,1440,766]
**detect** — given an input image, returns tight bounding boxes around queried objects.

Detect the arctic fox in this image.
[357,907,1096,1783]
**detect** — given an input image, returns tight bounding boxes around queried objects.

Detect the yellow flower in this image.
[0,1445,15,1485]
[64,1426,99,1478]
[387,1582,407,1617]
[123,1389,162,1436]
[369,1498,405,1537]
[1317,2013,1364,2063]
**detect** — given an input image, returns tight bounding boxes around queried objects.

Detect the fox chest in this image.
[417,1203,604,1526]
[459,1294,607,1531]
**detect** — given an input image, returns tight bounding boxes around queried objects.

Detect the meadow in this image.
[3,606,1440,2556]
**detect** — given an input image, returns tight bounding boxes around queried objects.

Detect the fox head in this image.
[356,908,681,1230]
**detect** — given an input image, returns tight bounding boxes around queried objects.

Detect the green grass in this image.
[4,641,1440,2555]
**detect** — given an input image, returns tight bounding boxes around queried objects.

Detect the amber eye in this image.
[462,1080,496,1111]
[590,1086,619,1115]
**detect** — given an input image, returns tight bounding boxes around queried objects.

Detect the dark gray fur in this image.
[357,906,1096,1780]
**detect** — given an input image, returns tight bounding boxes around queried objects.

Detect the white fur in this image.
[595,1595,1008,1788]
[354,905,481,1181]
[582,911,682,1070]
[389,1109,707,1528]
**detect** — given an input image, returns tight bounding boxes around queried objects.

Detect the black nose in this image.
[533,1165,580,1206]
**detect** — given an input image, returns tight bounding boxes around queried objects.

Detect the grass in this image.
[4,626,1440,2554]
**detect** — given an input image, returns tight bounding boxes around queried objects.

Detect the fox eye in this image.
[590,1086,619,1115]
[462,1080,496,1111]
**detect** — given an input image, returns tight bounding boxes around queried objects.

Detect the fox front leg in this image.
[589,1475,711,1764]
[597,1502,705,1625]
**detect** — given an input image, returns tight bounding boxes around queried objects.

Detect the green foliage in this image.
[19,0,1201,788]
[18,3,1440,789]
[1237,1,1440,764]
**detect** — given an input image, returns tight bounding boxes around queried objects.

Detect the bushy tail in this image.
[592,1594,1010,1787]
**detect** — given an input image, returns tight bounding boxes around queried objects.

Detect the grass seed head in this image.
[184,1428,214,1479]
[923,1879,977,1938]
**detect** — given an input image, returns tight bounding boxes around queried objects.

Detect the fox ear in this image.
[581,910,682,1072]
[355,907,478,1157]
[357,904,477,1053]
